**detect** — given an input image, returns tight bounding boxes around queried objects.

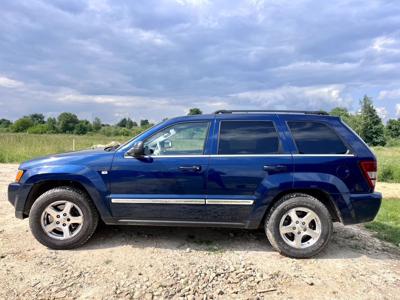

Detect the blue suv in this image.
[8,110,381,258]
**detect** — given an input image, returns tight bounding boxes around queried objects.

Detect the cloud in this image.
[376,106,388,121]
[396,104,400,117]
[0,0,400,122]
[0,76,23,88]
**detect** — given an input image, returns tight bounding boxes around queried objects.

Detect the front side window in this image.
[144,122,209,156]
[288,121,349,154]
[218,121,280,155]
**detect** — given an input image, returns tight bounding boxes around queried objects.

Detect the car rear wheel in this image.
[29,187,98,249]
[265,193,333,258]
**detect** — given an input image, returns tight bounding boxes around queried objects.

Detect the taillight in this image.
[359,160,377,190]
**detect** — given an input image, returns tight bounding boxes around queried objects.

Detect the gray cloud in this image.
[0,0,400,123]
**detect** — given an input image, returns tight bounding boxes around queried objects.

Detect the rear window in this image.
[288,121,349,154]
[218,121,280,154]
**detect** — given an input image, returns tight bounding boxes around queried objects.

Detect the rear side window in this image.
[288,121,349,154]
[218,121,280,154]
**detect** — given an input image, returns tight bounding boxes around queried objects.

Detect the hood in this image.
[19,148,115,170]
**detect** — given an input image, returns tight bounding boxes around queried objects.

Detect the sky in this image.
[0,0,400,124]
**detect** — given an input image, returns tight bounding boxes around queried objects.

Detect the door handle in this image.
[179,165,202,172]
[263,165,288,172]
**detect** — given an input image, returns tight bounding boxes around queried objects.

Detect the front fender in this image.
[22,164,113,222]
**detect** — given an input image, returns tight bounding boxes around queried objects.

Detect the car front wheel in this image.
[29,187,98,250]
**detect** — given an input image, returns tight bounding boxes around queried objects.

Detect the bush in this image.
[12,117,34,132]
[27,124,49,134]
[379,166,395,182]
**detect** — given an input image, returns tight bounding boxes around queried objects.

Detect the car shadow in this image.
[78,223,400,260]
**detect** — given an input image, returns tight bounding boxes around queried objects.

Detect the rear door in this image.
[206,115,294,226]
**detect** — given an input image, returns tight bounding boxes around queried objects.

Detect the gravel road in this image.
[1,163,399,299]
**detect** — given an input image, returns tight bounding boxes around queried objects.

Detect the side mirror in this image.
[127,141,145,157]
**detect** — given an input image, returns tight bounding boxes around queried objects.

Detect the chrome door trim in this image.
[206,199,254,205]
[111,198,205,205]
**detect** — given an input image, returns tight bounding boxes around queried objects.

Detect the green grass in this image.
[0,133,129,163]
[372,146,400,183]
[365,199,400,246]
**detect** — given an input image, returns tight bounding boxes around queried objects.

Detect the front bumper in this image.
[8,182,32,219]
[343,192,382,225]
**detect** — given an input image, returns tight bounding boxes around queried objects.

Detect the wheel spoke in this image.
[44,222,58,233]
[302,211,317,225]
[293,233,302,248]
[62,226,71,238]
[288,209,298,223]
[280,225,294,234]
[45,207,59,219]
[63,202,73,214]
[305,228,320,239]
[69,216,83,224]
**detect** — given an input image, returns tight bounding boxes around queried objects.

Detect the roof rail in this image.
[213,110,329,115]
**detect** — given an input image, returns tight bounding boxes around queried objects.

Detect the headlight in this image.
[15,170,24,183]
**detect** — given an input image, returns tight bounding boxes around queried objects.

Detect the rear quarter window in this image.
[288,121,349,154]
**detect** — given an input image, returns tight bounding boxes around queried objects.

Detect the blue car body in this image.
[8,113,382,229]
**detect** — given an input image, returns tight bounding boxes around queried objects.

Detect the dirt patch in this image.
[1,164,399,299]
[376,182,400,199]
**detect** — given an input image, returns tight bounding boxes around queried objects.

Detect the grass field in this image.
[0,133,129,163]
[365,199,400,246]
[0,133,400,183]
[372,146,400,183]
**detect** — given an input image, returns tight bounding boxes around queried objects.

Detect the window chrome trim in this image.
[206,199,254,205]
[292,154,354,157]
[123,153,354,159]
[123,154,292,159]
[111,198,205,205]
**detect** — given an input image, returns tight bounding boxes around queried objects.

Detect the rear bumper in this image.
[342,192,382,225]
[8,182,32,219]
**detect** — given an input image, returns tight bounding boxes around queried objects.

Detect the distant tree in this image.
[126,118,135,129]
[140,119,149,127]
[330,107,362,134]
[117,118,128,128]
[74,120,92,135]
[0,118,12,128]
[12,117,34,132]
[26,113,45,125]
[359,96,386,146]
[386,119,400,139]
[92,117,102,131]
[188,108,202,115]
[47,117,58,133]
[58,112,79,133]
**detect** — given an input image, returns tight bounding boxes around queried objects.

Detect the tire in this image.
[265,193,333,258]
[29,187,99,250]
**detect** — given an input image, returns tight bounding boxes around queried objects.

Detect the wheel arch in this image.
[259,188,342,228]
[22,178,112,223]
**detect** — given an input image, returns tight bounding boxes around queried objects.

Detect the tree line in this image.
[0,97,399,146]
[0,113,152,137]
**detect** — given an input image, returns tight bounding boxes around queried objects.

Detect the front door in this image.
[206,117,293,225]
[109,121,211,222]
